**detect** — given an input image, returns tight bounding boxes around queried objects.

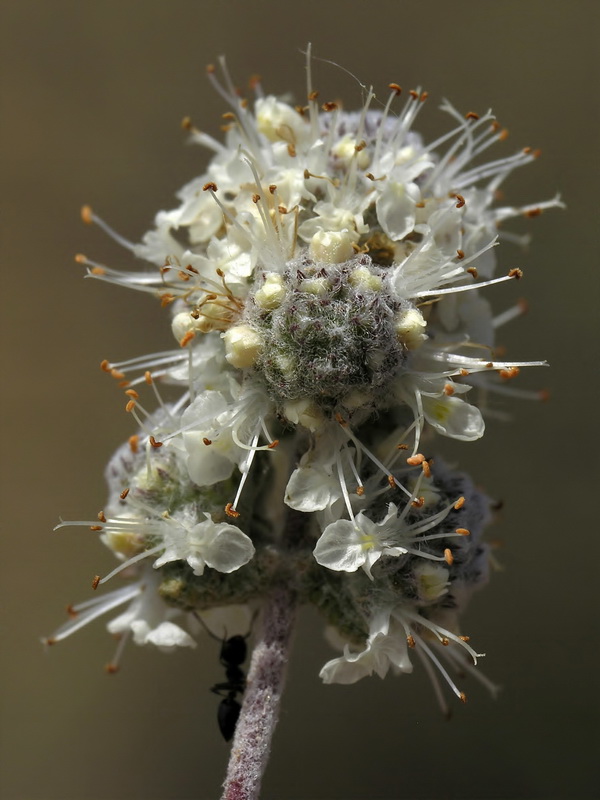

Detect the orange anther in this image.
[120,488,130,500]
[111,369,125,380]
[441,637,450,646]
[459,635,471,642]
[144,371,153,385]
[181,116,193,131]
[203,181,218,192]
[499,367,520,381]
[444,548,454,565]
[125,389,139,399]
[92,575,101,590]
[454,194,466,209]
[454,496,465,510]
[508,268,523,279]
[66,605,78,619]
[460,368,469,376]
[105,663,119,675]
[128,435,139,453]
[160,294,175,306]
[467,267,478,278]
[444,383,455,396]
[252,193,261,203]
[267,439,280,449]
[225,503,240,518]
[334,413,348,426]
[321,101,338,112]
[539,388,550,402]
[356,486,365,496]
[179,331,195,348]
[75,253,87,264]
[98,511,107,523]
[411,496,425,508]
[388,83,402,95]
[125,400,136,413]
[80,205,93,224]
[460,692,467,704]
[287,144,296,157]
[100,359,111,372]
[525,207,542,218]
[422,460,432,478]
[205,63,216,74]
[498,128,509,141]
[456,249,465,260]
[465,111,480,120]
[202,437,212,446]
[91,267,105,276]
[89,525,102,531]
[406,635,416,648]
[409,89,419,99]
[420,91,428,102]
[456,528,470,536]
[396,443,408,450]
[268,184,277,194]
[308,90,319,101]
[387,475,396,489]
[149,436,163,448]
[406,454,425,466]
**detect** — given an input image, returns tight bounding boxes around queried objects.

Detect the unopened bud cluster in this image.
[47,53,560,708]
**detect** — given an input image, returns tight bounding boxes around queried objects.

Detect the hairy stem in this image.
[220,582,297,800]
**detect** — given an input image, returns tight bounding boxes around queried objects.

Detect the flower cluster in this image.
[48,53,560,709]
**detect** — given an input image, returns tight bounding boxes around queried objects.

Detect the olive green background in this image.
[1,1,597,798]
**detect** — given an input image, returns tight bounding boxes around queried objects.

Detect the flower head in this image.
[49,50,559,711]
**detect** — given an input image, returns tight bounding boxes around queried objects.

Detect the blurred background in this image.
[1,1,597,798]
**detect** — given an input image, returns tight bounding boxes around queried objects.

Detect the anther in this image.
[287,144,296,157]
[105,663,119,675]
[110,368,125,380]
[125,400,136,413]
[149,436,163,448]
[387,475,396,489]
[203,437,212,446]
[321,101,338,112]
[499,367,520,380]
[120,488,130,500]
[525,207,542,217]
[74,253,87,264]
[80,205,93,224]
[459,635,470,642]
[181,116,193,131]
[89,525,103,531]
[308,90,319,101]
[92,575,101,590]
[420,91,428,102]
[498,128,509,141]
[407,635,416,648]
[409,89,419,100]
[453,194,466,209]
[460,368,469,376]
[125,389,139,399]
[539,388,550,402]
[441,637,450,646]
[98,511,106,523]
[203,181,218,192]
[356,486,365,496]
[444,548,454,565]
[268,184,277,194]
[128,435,139,453]
[354,140,367,152]
[422,460,432,478]
[388,83,402,95]
[406,454,425,466]
[454,496,465,510]
[456,528,471,536]
[144,371,153,385]
[397,443,408,450]
[225,503,240,518]
[334,412,348,426]
[66,605,78,619]
[411,496,425,508]
[267,440,280,449]
[459,692,467,704]
[444,384,455,396]
[100,359,111,372]
[456,249,465,260]
[206,64,216,74]
[467,267,478,278]
[252,193,260,203]
[508,268,523,279]
[179,331,195,348]
[160,293,175,307]
[465,111,480,120]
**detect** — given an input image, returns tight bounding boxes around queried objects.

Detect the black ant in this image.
[194,611,256,742]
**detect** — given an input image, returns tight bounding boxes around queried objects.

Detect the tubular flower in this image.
[48,51,559,710]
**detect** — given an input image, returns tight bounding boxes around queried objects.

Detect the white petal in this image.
[284,465,338,512]
[202,524,255,573]
[376,180,419,241]
[313,520,366,572]
[422,395,485,441]
[136,620,196,650]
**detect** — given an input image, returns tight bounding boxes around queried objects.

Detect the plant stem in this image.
[220,583,297,800]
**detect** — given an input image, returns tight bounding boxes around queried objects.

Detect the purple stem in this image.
[220,584,297,800]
